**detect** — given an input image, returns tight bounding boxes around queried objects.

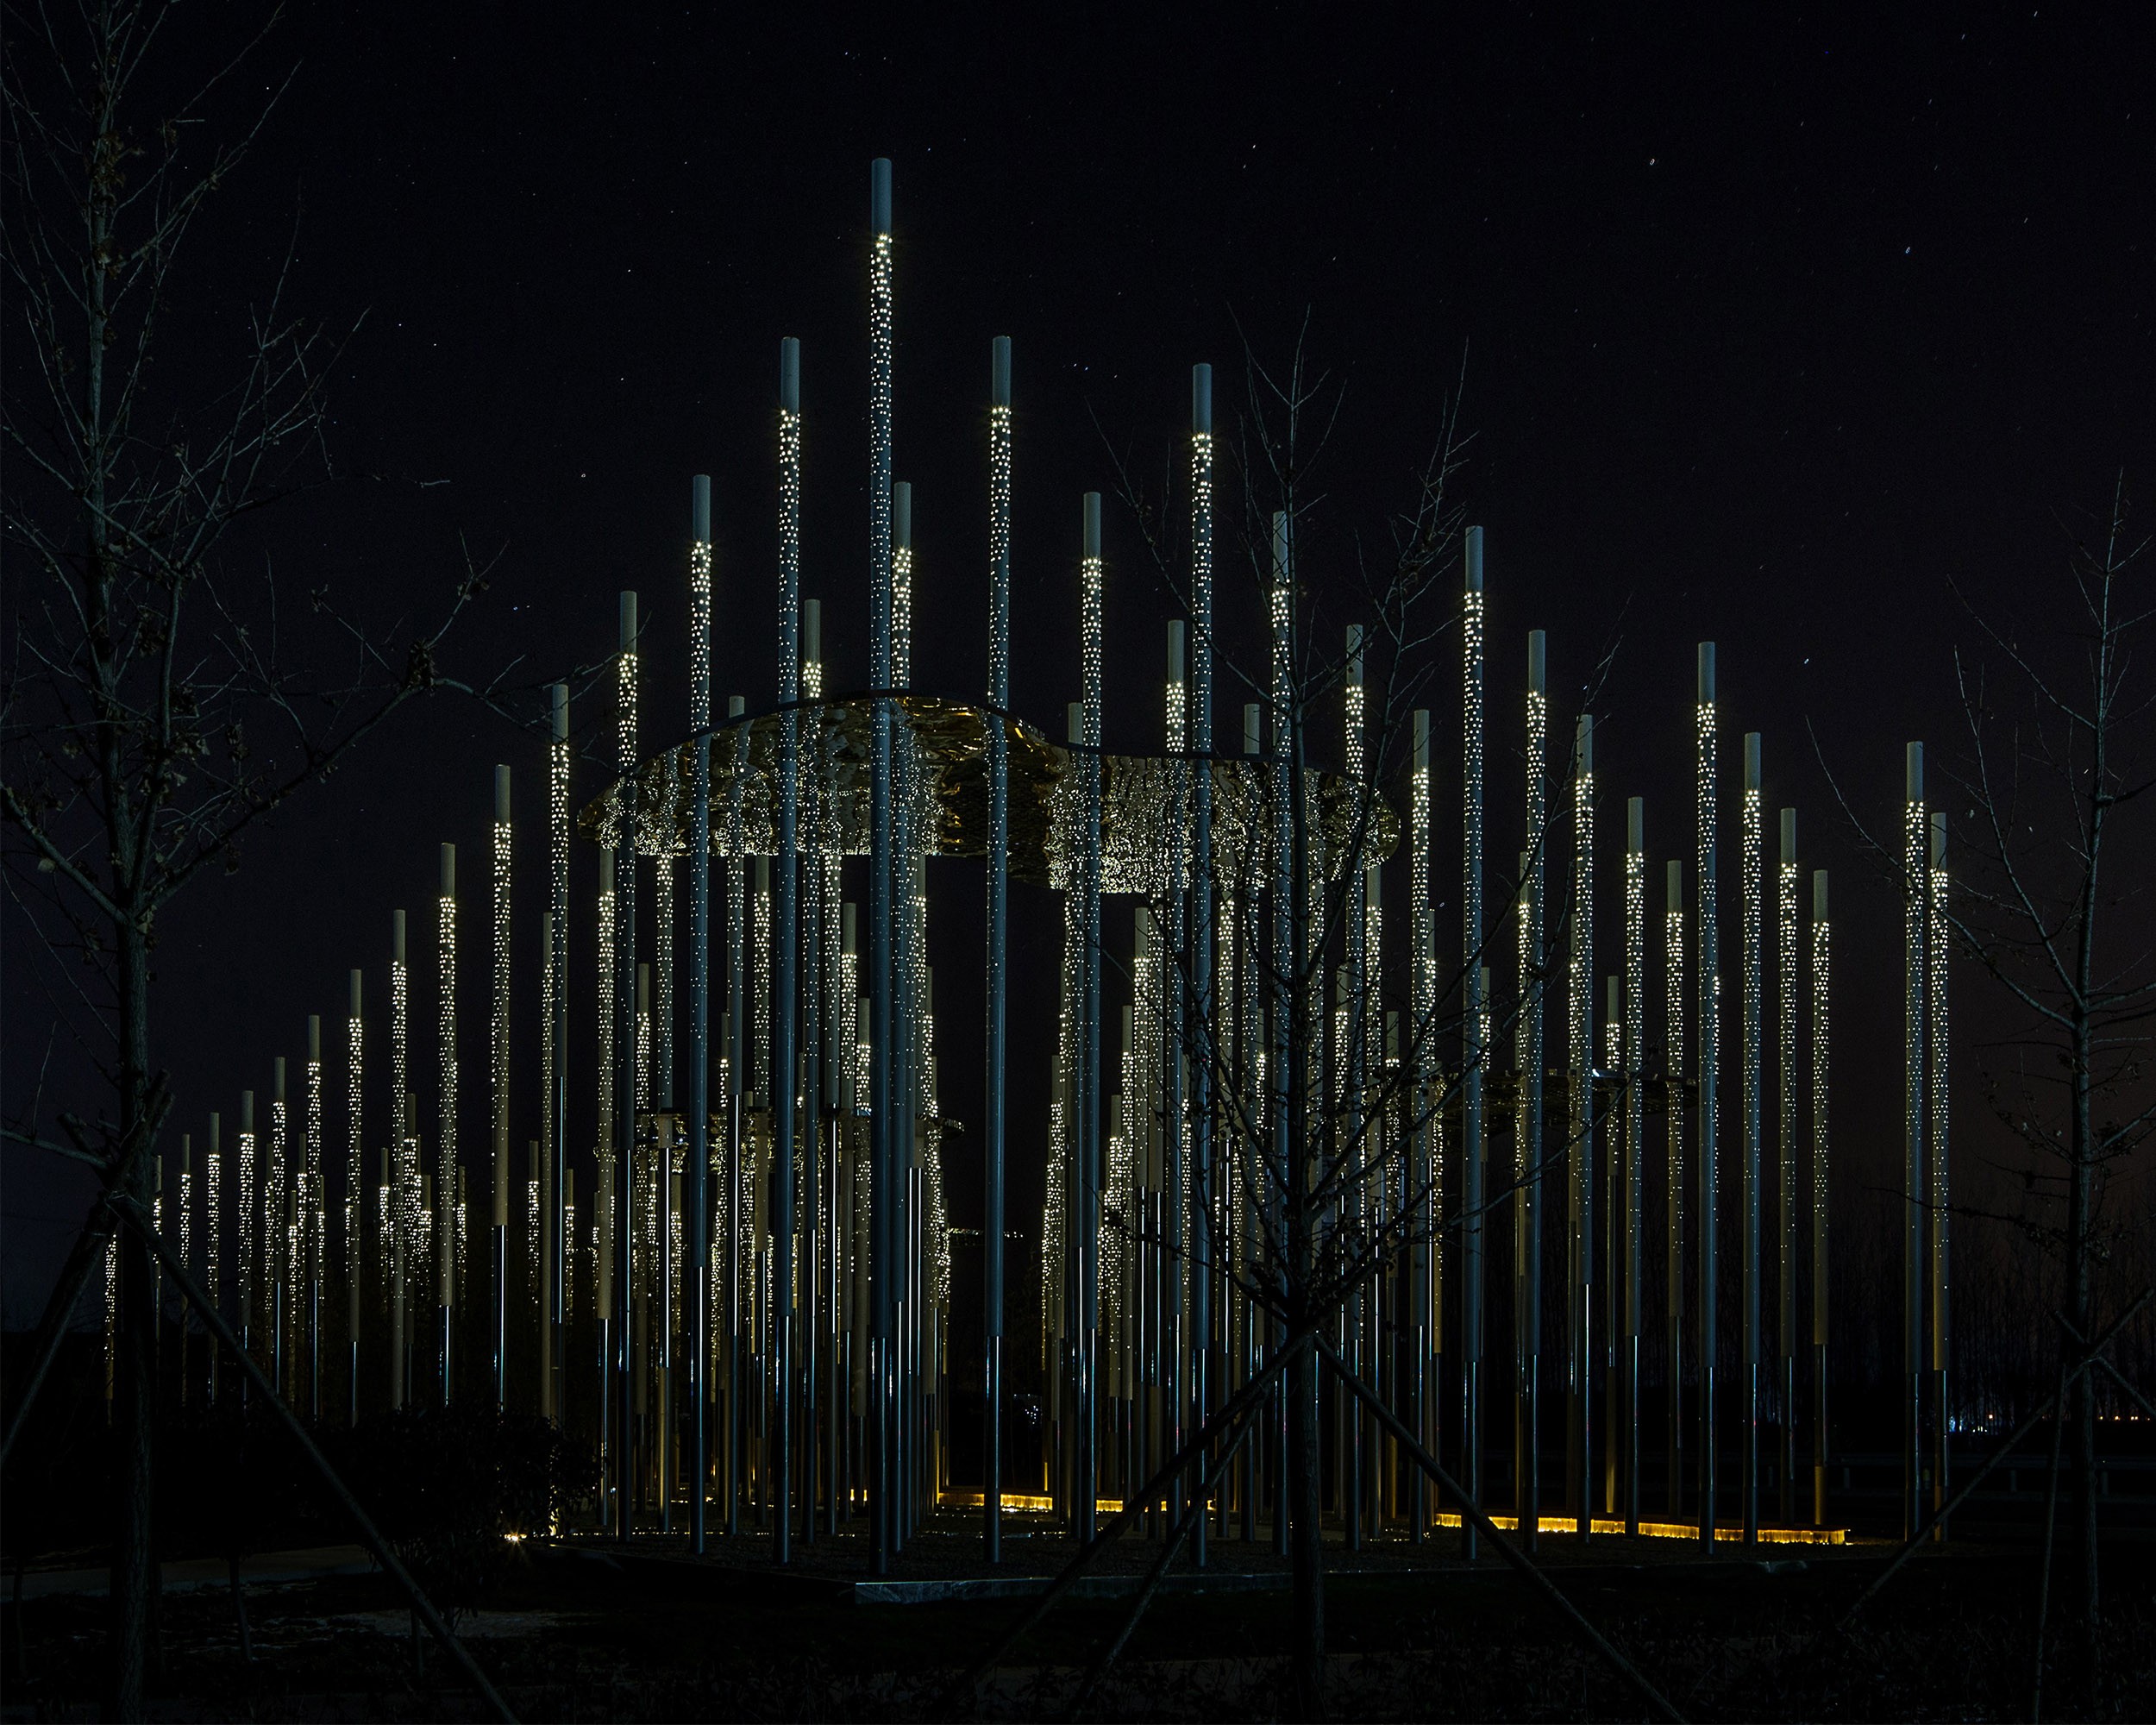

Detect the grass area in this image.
[5,1519,2153,1719]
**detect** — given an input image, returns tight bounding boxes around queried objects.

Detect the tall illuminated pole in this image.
[492,766,511,1410]
[1739,733,1763,1544]
[1663,861,1684,1516]
[178,1135,193,1403]
[546,684,570,1424]
[1409,707,1432,1542]
[1078,490,1106,1544]
[984,335,1012,1563]
[1566,714,1594,1538]
[238,1087,256,1376]
[724,690,747,1534]
[596,844,617,1458]
[1268,509,1292,1559]
[1519,632,1547,1548]
[612,592,640,1536]
[1901,743,1926,1542]
[688,477,713,1550]
[306,1017,324,1418]
[1808,869,1830,1524]
[1344,622,1368,1549]
[270,1059,287,1394]
[866,154,896,1577]
[206,1111,222,1403]
[1927,807,1949,1532]
[774,336,803,1566]
[391,907,410,1408]
[346,969,362,1421]
[1695,644,1719,1545]
[439,840,459,1402]
[1460,526,1486,1559]
[1776,807,1799,1522]
[1187,362,1216,1569]
[1623,798,1645,1535]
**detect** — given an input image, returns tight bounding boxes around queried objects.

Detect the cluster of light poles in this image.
[135,157,1966,1568]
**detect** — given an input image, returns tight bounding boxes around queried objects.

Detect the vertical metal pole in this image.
[1695,645,1719,1545]
[867,154,895,1577]
[1740,734,1763,1544]
[1777,806,1799,1525]
[1664,862,1684,1517]
[1902,743,1926,1543]
[1461,527,1485,1559]
[1188,363,1215,1569]
[725,693,747,1535]
[774,337,803,1566]
[1567,715,1594,1538]
[1624,799,1645,1535]
[547,685,570,1426]
[597,846,617,1490]
[689,476,714,1551]
[436,837,458,1403]
[207,1111,222,1406]
[1520,632,1547,1548]
[801,597,826,1547]
[1344,624,1367,1553]
[1927,812,1950,1538]
[985,335,1012,1563]
[271,1058,286,1400]
[391,910,408,1409]
[1409,708,1432,1544]
[346,970,363,1424]
[1079,491,1106,1545]
[1268,515,1292,1560]
[492,767,511,1412]
[614,592,640,1537]
[1809,869,1830,1526]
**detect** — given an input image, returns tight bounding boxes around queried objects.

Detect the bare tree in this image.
[1937,477,2154,1709]
[1,5,499,1713]
[1100,332,1608,1716]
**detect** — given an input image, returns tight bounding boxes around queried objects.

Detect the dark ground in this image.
[6,1513,2154,1722]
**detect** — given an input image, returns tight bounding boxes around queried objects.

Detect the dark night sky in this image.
[5,4,2151,1323]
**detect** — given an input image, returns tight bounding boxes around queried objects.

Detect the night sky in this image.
[6,5,2152,1325]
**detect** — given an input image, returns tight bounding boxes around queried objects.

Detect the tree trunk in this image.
[1287,1341,1325,1720]
[2067,1057,2099,1703]
[107,922,157,1720]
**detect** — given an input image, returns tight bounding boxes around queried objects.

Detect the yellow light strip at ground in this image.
[935,1495,1845,1545]
[1430,1511,1845,1546]
[942,1491,1125,1515]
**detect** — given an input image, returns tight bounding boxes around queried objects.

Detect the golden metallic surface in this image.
[579,693,1397,890]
